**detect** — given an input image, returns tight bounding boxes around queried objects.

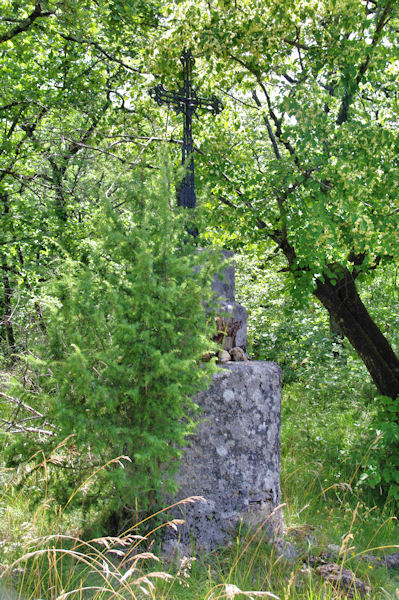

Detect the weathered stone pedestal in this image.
[163,360,282,555]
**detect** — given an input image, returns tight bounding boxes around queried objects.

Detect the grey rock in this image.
[218,350,231,363]
[273,538,298,562]
[362,553,399,569]
[316,563,371,597]
[383,553,399,569]
[219,301,247,350]
[211,250,235,302]
[212,251,247,350]
[163,361,283,554]
[326,544,341,556]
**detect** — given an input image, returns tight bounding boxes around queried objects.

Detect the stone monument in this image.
[163,254,283,556]
[149,50,284,557]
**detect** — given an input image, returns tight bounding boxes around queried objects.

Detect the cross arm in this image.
[189,94,224,115]
[149,83,186,110]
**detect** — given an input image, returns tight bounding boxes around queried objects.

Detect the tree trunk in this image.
[1,254,16,352]
[16,245,47,335]
[0,191,16,353]
[314,268,399,399]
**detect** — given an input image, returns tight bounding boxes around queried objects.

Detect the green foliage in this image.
[235,252,399,514]
[0,0,163,357]
[234,253,332,377]
[359,395,399,510]
[237,251,399,517]
[155,0,399,277]
[5,162,219,522]
[357,264,399,357]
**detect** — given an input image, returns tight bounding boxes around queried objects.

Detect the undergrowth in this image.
[1,367,399,599]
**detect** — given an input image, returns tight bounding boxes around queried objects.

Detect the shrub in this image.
[5,162,219,526]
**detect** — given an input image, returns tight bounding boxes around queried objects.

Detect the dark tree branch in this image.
[0,262,20,275]
[0,2,55,44]
[269,226,297,268]
[297,45,305,73]
[46,99,111,221]
[256,79,299,161]
[59,33,141,73]
[215,85,258,109]
[6,106,24,140]
[252,89,281,159]
[282,37,312,51]
[64,100,111,159]
[106,89,136,112]
[228,54,298,162]
[282,73,299,84]
[0,101,27,111]
[336,0,393,125]
[218,195,239,210]
[229,53,259,76]
[0,107,48,183]
[0,168,52,184]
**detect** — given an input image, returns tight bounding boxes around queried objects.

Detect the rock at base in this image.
[316,563,371,597]
[163,361,282,555]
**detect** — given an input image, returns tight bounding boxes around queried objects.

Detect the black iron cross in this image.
[149,49,223,210]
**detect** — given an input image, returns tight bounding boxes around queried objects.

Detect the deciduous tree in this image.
[153,0,399,400]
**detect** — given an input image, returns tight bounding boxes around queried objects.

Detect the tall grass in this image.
[0,453,188,599]
[1,448,398,600]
